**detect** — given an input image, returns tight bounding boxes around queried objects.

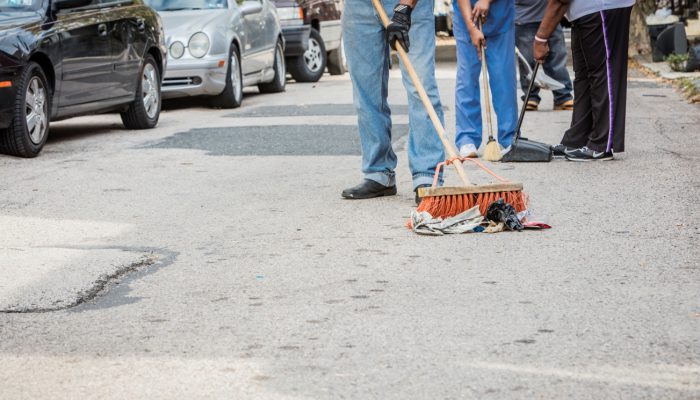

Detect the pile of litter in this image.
[410,199,550,236]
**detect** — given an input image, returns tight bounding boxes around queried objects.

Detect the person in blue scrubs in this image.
[453,0,518,157]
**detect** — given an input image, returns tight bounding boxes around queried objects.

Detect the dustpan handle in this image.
[514,61,540,142]
[370,0,472,186]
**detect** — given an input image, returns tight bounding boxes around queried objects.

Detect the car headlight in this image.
[170,41,185,59]
[188,32,210,58]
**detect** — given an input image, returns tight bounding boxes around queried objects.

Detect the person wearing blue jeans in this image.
[340,0,445,203]
[515,0,573,111]
[453,0,517,157]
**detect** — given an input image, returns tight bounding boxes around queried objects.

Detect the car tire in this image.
[121,54,161,129]
[211,43,243,109]
[327,35,346,75]
[258,39,286,94]
[0,61,50,158]
[288,28,326,83]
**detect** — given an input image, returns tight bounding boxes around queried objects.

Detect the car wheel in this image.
[258,39,286,94]
[121,54,161,129]
[327,34,346,75]
[0,62,50,158]
[211,43,243,109]
[288,28,326,83]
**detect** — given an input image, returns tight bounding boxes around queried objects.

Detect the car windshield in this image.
[0,0,42,12]
[145,0,227,11]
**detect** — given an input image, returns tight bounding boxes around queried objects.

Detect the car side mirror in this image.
[239,0,262,16]
[52,0,92,11]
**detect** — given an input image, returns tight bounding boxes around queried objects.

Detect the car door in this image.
[320,0,342,49]
[110,1,147,98]
[259,0,277,69]
[56,0,115,107]
[239,0,265,73]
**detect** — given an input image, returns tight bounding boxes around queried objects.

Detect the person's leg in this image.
[392,0,446,188]
[544,25,574,106]
[570,10,619,153]
[596,6,631,153]
[342,0,395,187]
[560,14,594,149]
[515,22,542,104]
[484,26,518,149]
[453,0,483,150]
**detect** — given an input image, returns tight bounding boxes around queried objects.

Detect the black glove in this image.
[386,3,412,52]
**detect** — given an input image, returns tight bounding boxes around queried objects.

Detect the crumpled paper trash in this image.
[484,221,506,234]
[410,206,484,236]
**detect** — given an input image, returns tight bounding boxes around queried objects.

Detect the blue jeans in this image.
[342,0,445,189]
[515,22,573,105]
[453,1,518,149]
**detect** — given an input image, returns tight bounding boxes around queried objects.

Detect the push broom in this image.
[369,0,526,220]
[478,20,503,162]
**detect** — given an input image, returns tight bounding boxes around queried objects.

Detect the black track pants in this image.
[561,6,632,153]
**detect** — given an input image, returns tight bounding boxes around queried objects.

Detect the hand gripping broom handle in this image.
[371,0,472,186]
[479,19,495,143]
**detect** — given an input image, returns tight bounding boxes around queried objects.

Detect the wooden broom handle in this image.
[371,0,472,186]
[479,19,495,142]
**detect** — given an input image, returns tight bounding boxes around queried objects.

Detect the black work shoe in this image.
[565,146,614,162]
[552,144,571,158]
[341,179,397,199]
[414,184,431,205]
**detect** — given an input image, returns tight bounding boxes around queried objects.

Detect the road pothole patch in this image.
[145,125,409,156]
[224,104,411,118]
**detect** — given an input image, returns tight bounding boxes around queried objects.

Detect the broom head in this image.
[483,136,502,162]
[416,183,526,219]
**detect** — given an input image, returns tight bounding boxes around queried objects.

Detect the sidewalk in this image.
[633,54,700,103]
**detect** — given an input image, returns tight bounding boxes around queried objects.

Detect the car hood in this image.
[0,11,42,32]
[159,10,227,37]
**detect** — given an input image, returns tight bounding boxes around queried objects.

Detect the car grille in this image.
[163,77,202,87]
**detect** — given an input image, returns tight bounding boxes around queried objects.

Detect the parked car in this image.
[0,0,166,157]
[145,0,286,108]
[273,0,345,82]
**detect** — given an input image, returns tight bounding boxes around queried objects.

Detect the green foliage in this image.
[677,77,700,103]
[665,53,689,72]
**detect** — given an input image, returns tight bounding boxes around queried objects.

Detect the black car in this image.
[0,0,166,157]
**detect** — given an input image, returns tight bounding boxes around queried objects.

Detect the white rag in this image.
[410,206,484,236]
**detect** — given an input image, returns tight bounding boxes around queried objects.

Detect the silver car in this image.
[146,0,286,108]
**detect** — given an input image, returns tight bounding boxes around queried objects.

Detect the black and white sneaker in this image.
[552,144,571,158]
[565,146,614,161]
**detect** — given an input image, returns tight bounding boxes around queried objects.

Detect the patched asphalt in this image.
[225,103,410,117]
[146,124,408,156]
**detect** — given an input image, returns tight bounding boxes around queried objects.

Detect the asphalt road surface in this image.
[0,63,698,399]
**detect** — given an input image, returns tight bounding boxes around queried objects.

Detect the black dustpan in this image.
[501,63,553,163]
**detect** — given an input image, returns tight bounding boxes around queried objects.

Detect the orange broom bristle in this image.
[407,157,529,229]
[415,190,527,220]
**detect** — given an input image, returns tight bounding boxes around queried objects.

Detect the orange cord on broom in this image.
[415,157,528,219]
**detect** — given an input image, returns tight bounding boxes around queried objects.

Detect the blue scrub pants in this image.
[453,3,518,149]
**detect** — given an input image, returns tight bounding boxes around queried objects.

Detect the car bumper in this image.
[161,56,229,99]
[0,67,20,129]
[281,25,310,57]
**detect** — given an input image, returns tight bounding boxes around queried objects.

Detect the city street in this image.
[0,63,699,399]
